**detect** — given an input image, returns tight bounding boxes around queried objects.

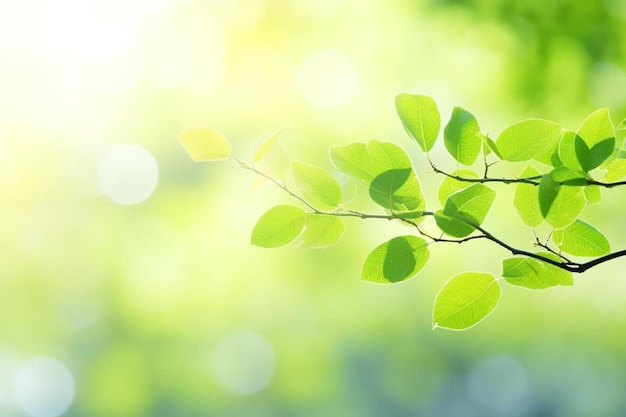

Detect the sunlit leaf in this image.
[544,185,585,228]
[369,168,422,212]
[291,161,342,210]
[552,220,611,257]
[495,119,561,162]
[538,174,560,218]
[177,127,231,161]
[558,130,583,170]
[437,169,479,206]
[549,166,588,184]
[333,172,357,204]
[583,185,602,204]
[361,236,429,284]
[435,184,496,237]
[433,272,500,330]
[513,165,543,227]
[298,214,345,248]
[575,135,614,172]
[253,129,287,163]
[329,140,412,184]
[255,143,289,179]
[617,118,626,131]
[502,253,573,290]
[329,142,376,183]
[577,108,615,148]
[444,106,481,165]
[395,93,440,152]
[604,159,626,182]
[480,133,503,159]
[251,205,306,248]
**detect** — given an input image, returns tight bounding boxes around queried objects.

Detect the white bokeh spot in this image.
[297,49,357,109]
[212,330,276,395]
[12,357,75,417]
[98,144,159,205]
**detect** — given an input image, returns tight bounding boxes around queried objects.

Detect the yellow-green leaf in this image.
[177,127,231,161]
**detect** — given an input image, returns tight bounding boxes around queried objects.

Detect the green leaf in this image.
[444,107,481,165]
[617,118,626,131]
[291,161,342,210]
[251,205,306,248]
[437,169,478,206]
[538,174,560,218]
[577,108,615,148]
[435,184,496,237]
[502,253,573,290]
[583,185,602,204]
[361,236,429,284]
[433,272,500,330]
[544,185,586,228]
[495,119,562,162]
[604,159,626,182]
[253,129,287,163]
[575,135,615,172]
[549,166,588,184]
[369,169,423,212]
[329,140,411,184]
[552,220,611,257]
[513,165,543,227]
[298,215,345,248]
[177,127,231,161]
[480,134,503,159]
[558,130,583,170]
[395,94,440,152]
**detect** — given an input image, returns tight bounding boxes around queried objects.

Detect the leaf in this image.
[395,94,440,152]
[577,108,615,148]
[361,236,429,284]
[583,185,601,204]
[435,184,496,237]
[617,118,626,131]
[495,119,562,162]
[444,106,481,165]
[329,143,376,184]
[291,161,342,210]
[604,159,626,182]
[538,174,560,218]
[298,215,345,248]
[549,166,588,184]
[177,127,231,161]
[433,272,500,330]
[544,185,586,228]
[437,169,478,206]
[513,165,543,227]
[480,134,503,159]
[251,205,306,248]
[253,129,287,163]
[255,143,289,179]
[502,253,573,290]
[552,220,611,257]
[329,140,411,184]
[575,135,615,172]
[558,130,583,170]
[369,168,423,212]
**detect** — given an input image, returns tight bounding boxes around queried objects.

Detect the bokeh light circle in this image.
[98,144,159,205]
[12,357,75,417]
[212,330,276,395]
[297,48,357,109]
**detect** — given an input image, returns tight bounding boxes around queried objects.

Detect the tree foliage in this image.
[178,94,626,331]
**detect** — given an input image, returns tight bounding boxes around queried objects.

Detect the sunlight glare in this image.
[12,357,75,417]
[98,144,159,205]
[297,49,357,109]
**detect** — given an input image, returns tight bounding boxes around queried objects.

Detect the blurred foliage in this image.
[0,0,625,416]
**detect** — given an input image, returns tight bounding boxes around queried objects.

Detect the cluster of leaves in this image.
[178,94,626,331]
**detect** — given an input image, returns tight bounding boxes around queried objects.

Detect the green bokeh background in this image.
[1,1,626,416]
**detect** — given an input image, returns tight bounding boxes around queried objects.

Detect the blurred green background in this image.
[1,0,626,416]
